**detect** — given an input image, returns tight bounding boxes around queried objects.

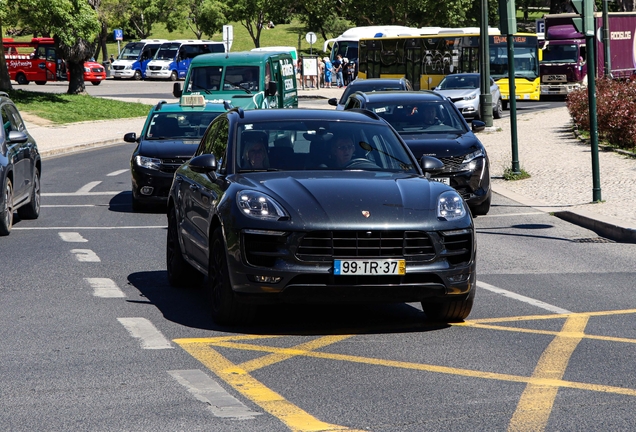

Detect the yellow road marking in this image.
[508,315,589,431]
[176,335,365,432]
[175,308,636,431]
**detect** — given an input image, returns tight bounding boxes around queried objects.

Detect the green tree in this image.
[161,0,227,39]
[224,0,272,48]
[4,0,101,94]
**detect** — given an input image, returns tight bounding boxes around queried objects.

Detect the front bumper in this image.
[432,156,490,206]
[145,70,172,79]
[131,166,175,204]
[226,229,476,304]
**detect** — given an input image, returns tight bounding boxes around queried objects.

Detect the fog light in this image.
[140,186,154,195]
[448,273,470,282]
[253,275,282,283]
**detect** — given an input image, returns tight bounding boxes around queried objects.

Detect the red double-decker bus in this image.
[3,37,106,85]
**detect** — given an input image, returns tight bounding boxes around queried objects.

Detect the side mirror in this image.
[266,81,278,96]
[419,156,445,177]
[124,132,137,143]
[328,98,338,107]
[471,120,486,132]
[173,82,182,98]
[189,153,217,174]
[7,130,28,144]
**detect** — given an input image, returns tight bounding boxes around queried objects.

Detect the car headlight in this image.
[135,155,162,170]
[124,64,131,70]
[237,190,289,221]
[463,93,478,101]
[437,190,466,220]
[84,67,91,72]
[162,65,169,70]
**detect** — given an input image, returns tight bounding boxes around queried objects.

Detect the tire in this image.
[91,81,101,86]
[133,70,142,80]
[17,168,41,220]
[493,98,503,119]
[422,286,475,322]
[166,208,204,287]
[35,81,47,85]
[16,73,29,85]
[469,192,491,217]
[208,227,254,325]
[0,177,14,236]
[502,100,508,111]
[170,70,178,81]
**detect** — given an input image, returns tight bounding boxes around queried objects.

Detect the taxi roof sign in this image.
[180,94,206,107]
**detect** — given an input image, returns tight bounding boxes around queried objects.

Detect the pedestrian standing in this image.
[323,57,333,88]
[333,55,344,88]
[318,58,325,88]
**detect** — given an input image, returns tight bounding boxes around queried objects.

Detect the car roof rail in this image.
[154,100,168,110]
[348,108,381,121]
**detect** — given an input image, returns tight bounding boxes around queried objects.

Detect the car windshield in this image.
[146,112,220,140]
[235,120,418,173]
[365,101,469,134]
[437,75,479,90]
[118,43,143,60]
[338,82,405,104]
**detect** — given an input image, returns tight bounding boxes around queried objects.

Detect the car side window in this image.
[344,98,358,110]
[2,104,23,137]
[199,118,229,172]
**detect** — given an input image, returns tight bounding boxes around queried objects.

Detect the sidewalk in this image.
[24,86,636,243]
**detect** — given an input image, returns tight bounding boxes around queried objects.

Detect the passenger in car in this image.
[242,133,270,169]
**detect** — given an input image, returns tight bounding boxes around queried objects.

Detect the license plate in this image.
[432,177,450,185]
[334,259,405,275]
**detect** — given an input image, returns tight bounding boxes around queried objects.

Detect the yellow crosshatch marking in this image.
[174,308,636,432]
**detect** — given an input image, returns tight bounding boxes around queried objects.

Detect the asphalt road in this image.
[2,142,636,431]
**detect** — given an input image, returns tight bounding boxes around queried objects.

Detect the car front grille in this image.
[438,156,465,173]
[112,65,125,71]
[439,229,473,265]
[297,230,435,261]
[160,157,189,173]
[148,65,162,71]
[92,67,104,73]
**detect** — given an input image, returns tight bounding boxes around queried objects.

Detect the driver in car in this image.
[330,137,355,168]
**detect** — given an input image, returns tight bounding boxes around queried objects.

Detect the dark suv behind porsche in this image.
[343,90,491,215]
[1,92,41,235]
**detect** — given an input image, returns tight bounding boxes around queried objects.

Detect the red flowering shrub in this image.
[566,79,636,150]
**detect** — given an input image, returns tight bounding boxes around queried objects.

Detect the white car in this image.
[433,73,502,120]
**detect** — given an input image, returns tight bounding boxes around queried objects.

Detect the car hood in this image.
[434,89,477,100]
[139,139,200,158]
[400,134,483,159]
[233,171,468,229]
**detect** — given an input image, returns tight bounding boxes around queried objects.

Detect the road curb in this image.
[491,183,636,243]
[40,138,125,159]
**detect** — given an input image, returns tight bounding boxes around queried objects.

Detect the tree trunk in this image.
[67,61,87,94]
[0,23,13,92]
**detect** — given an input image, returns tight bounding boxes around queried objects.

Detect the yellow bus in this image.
[358,31,541,109]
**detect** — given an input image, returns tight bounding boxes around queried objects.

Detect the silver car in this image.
[433,73,502,121]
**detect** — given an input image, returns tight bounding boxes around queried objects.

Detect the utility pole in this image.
[479,0,493,127]
[498,0,520,173]
[572,0,602,202]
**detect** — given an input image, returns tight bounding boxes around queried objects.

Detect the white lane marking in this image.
[117,318,173,350]
[168,370,261,419]
[85,278,126,298]
[76,181,102,194]
[14,226,166,230]
[43,204,98,207]
[70,249,101,262]
[107,169,128,177]
[478,281,572,314]
[42,191,123,197]
[59,232,88,242]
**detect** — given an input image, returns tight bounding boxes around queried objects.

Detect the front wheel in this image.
[502,100,508,111]
[17,168,41,220]
[91,81,102,86]
[0,177,14,236]
[35,81,47,85]
[422,287,475,322]
[133,70,142,80]
[469,192,491,217]
[166,208,204,287]
[170,70,178,81]
[208,227,254,325]
[493,98,503,119]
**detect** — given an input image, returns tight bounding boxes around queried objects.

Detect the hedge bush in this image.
[566,78,636,151]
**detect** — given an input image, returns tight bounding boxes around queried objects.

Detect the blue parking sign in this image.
[114,29,123,41]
